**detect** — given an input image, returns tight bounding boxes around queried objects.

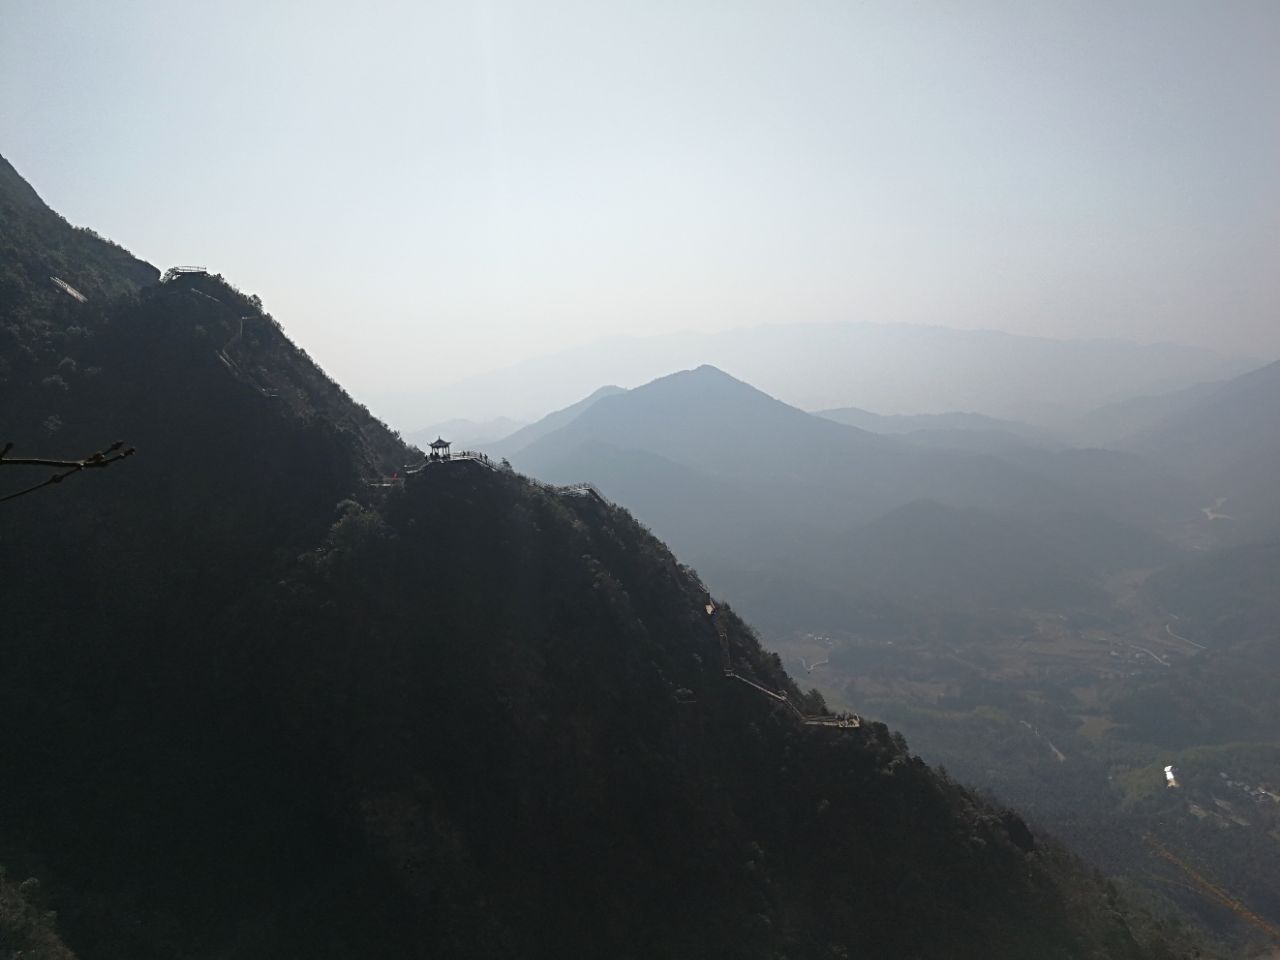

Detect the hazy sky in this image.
[3,0,1277,411]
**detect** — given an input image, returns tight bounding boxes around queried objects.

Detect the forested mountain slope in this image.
[0,157,157,299]
[0,155,1203,959]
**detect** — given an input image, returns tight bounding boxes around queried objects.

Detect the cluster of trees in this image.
[0,869,75,960]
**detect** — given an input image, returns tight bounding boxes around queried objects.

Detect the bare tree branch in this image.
[0,440,136,504]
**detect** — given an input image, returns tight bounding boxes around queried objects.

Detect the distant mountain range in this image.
[816,407,1045,439]
[502,365,1214,632]
[1119,359,1280,540]
[815,406,1056,455]
[1066,380,1227,447]
[495,353,1280,653]
[379,322,1259,431]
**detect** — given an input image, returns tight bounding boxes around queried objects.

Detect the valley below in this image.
[765,566,1280,951]
[480,353,1280,956]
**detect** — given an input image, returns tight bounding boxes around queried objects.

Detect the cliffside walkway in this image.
[374,451,500,485]
[701,591,860,730]
[172,280,279,399]
[376,458,610,508]
[368,462,856,728]
[213,313,280,398]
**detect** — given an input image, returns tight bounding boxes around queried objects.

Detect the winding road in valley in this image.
[1165,622,1207,650]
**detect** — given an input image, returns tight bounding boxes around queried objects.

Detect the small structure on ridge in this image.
[428,437,452,460]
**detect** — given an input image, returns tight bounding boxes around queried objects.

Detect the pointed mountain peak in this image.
[676,363,741,382]
[638,364,773,402]
[0,153,47,210]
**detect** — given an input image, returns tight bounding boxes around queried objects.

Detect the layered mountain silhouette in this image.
[505,365,1203,630]
[0,154,1204,959]
[384,319,1256,429]
[815,406,1053,456]
[1119,359,1280,538]
[1067,380,1226,447]
[513,365,1072,512]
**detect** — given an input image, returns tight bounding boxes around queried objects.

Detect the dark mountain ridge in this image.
[0,155,157,309]
[0,155,1201,959]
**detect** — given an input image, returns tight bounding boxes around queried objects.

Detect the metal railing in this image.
[362,465,856,729]
[702,591,861,730]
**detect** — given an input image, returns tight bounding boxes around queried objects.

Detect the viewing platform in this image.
[370,444,609,507]
[412,437,498,471]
